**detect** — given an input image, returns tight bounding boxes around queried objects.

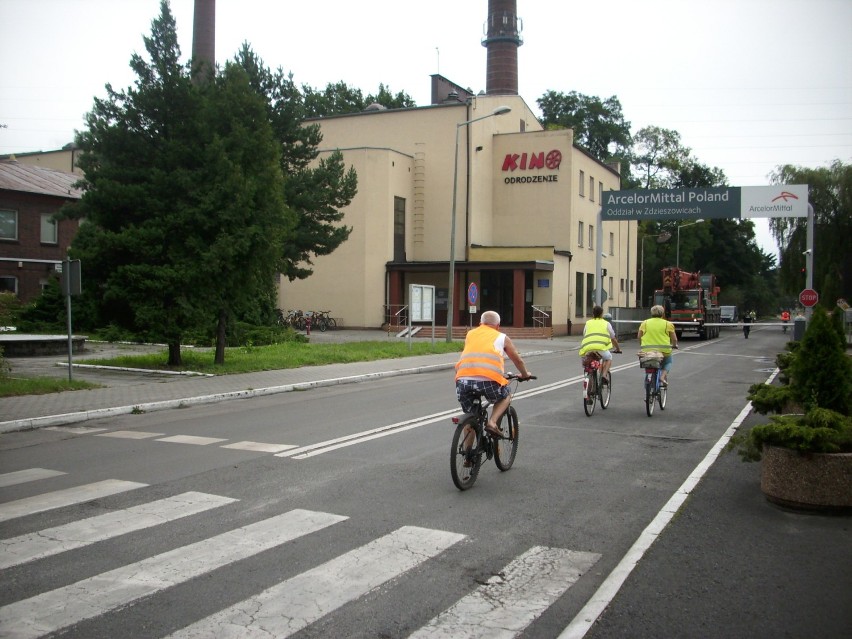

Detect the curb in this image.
[0,362,454,434]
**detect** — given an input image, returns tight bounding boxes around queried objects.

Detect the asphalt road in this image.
[2,327,848,638]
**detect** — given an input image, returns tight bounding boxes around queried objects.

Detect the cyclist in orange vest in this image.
[455,310,533,438]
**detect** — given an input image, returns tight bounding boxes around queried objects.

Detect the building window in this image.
[599,181,604,204]
[579,170,585,197]
[575,271,584,317]
[41,213,58,244]
[0,276,17,294]
[630,279,634,293]
[589,176,595,202]
[393,196,406,262]
[620,278,625,292]
[609,232,614,255]
[588,224,594,250]
[586,273,595,315]
[609,276,614,300]
[0,209,17,240]
[578,221,584,247]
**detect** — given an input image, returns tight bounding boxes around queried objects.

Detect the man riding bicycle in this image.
[455,310,533,439]
[637,304,678,386]
[578,305,621,382]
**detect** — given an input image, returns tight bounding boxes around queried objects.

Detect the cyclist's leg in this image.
[660,353,673,385]
[600,350,613,380]
[484,383,511,432]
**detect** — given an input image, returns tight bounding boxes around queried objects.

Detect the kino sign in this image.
[601,184,809,220]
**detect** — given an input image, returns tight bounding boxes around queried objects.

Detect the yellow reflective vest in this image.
[579,318,613,356]
[455,325,507,385]
[639,317,674,354]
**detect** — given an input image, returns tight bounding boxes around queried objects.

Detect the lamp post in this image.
[640,231,671,307]
[676,219,704,268]
[446,105,512,342]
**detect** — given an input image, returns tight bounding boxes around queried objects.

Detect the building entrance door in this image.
[480,270,515,326]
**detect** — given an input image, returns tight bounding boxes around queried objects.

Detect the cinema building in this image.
[280,1,636,335]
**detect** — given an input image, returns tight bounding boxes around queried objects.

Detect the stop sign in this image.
[799,288,819,307]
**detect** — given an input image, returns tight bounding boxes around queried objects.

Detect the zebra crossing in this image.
[0,468,601,638]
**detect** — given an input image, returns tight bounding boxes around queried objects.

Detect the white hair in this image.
[480,310,501,326]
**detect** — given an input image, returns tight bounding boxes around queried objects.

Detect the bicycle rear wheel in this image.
[658,382,667,410]
[600,372,611,409]
[494,406,519,471]
[583,373,597,416]
[451,417,481,490]
[645,371,655,417]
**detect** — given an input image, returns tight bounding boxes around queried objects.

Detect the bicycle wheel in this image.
[317,317,328,332]
[450,417,481,490]
[326,317,337,330]
[494,406,519,471]
[583,373,597,416]
[599,372,611,409]
[645,371,655,417]
[658,382,667,410]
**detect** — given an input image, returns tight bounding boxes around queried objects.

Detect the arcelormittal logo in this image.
[772,191,799,202]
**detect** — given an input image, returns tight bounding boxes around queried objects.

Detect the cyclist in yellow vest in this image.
[637,304,679,386]
[578,305,622,383]
[455,310,533,438]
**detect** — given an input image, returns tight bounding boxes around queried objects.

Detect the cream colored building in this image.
[280,86,635,335]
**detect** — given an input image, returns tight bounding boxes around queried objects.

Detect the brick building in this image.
[0,160,82,302]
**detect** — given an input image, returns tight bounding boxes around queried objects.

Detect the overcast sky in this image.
[1,0,850,258]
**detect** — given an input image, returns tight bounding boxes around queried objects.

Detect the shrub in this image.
[728,306,852,461]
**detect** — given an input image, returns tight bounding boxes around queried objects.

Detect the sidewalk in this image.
[0,330,575,433]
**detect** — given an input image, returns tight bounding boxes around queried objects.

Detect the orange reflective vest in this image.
[455,325,507,385]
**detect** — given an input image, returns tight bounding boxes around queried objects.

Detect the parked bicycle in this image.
[581,349,621,416]
[313,310,337,332]
[638,348,676,417]
[450,372,536,491]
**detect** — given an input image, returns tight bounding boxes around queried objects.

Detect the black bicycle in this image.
[450,373,536,491]
[581,350,621,416]
[639,347,676,416]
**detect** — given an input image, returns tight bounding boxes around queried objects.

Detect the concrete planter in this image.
[761,445,852,513]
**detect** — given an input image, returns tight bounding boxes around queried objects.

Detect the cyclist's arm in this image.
[503,336,532,379]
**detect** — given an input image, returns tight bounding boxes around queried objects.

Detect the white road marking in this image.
[96,430,164,439]
[0,509,348,639]
[44,426,107,434]
[558,392,768,639]
[0,491,237,569]
[0,479,147,523]
[155,435,228,445]
[220,441,296,453]
[0,468,65,488]
[411,546,600,639]
[167,525,465,639]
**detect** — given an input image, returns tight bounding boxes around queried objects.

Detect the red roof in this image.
[0,160,82,199]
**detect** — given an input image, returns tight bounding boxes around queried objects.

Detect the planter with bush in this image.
[727,306,852,512]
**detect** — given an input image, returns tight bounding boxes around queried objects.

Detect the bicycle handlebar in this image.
[506,372,537,381]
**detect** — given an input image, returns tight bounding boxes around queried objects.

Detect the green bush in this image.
[728,306,852,461]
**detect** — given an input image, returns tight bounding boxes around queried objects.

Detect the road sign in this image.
[467,282,478,306]
[799,288,819,308]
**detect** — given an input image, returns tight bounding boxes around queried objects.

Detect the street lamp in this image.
[640,231,671,307]
[676,219,705,268]
[446,105,512,341]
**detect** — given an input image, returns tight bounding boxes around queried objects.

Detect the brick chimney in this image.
[482,0,523,96]
[192,0,215,85]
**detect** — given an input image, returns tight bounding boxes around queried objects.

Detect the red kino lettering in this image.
[502,150,559,171]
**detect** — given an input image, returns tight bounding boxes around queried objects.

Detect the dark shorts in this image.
[455,378,509,413]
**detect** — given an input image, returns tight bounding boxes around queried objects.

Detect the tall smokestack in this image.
[192,0,215,85]
[482,0,523,95]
